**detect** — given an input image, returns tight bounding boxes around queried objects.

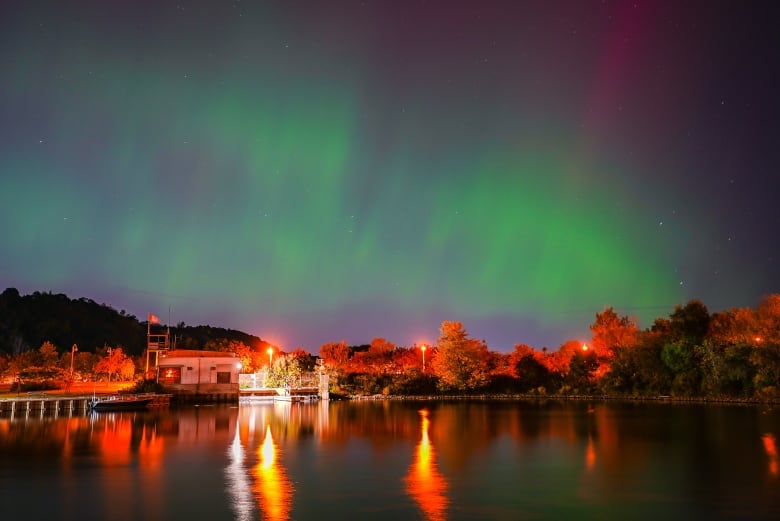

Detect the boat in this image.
[88,394,154,412]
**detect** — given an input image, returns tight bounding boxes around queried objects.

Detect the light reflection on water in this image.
[405,408,448,521]
[253,425,293,521]
[762,433,778,477]
[1,400,780,520]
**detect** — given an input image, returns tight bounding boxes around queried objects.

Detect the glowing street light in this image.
[582,343,589,352]
[69,344,78,390]
[420,344,427,373]
[267,346,274,367]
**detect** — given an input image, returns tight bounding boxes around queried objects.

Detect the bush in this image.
[11,380,61,392]
[126,378,165,394]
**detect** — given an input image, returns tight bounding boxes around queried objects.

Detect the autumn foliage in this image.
[2,288,780,400]
[314,296,780,400]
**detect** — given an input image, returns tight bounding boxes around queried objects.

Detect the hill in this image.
[0,288,266,356]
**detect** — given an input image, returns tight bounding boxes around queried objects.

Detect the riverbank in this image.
[344,392,780,406]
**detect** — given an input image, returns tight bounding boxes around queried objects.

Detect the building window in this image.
[216,371,230,384]
[159,367,182,384]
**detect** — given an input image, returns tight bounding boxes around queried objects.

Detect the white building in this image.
[157,349,241,402]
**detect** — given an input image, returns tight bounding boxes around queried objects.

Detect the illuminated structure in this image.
[157,349,242,402]
[144,313,170,377]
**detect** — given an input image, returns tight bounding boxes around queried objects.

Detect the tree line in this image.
[318,295,780,401]
[2,287,779,401]
[0,288,267,357]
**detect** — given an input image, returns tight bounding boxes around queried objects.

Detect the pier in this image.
[0,394,91,418]
[239,386,321,402]
[0,393,172,419]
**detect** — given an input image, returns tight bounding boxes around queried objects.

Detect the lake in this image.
[1,399,778,520]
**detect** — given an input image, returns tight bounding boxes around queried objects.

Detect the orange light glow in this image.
[253,425,293,521]
[97,416,134,466]
[405,409,448,521]
[137,424,165,470]
[755,336,763,343]
[582,344,589,351]
[762,433,778,477]
[585,435,596,471]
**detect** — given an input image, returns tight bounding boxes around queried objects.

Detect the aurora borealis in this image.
[1,1,778,352]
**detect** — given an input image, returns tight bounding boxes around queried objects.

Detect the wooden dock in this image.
[0,393,171,418]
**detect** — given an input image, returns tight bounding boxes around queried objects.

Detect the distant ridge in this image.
[0,288,267,356]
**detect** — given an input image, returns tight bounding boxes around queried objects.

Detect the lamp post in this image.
[420,344,427,373]
[69,344,77,391]
[264,347,274,389]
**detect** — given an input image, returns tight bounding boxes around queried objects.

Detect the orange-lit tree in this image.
[430,321,489,392]
[751,295,780,396]
[319,340,350,370]
[93,346,135,382]
[589,307,638,358]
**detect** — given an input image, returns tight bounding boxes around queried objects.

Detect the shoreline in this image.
[343,393,780,406]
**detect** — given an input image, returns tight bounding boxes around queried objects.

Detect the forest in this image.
[319,295,780,401]
[1,287,779,401]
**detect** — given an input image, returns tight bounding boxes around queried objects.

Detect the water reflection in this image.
[227,405,295,521]
[253,425,293,521]
[227,426,254,521]
[405,408,448,521]
[585,434,596,471]
[2,401,780,520]
[762,433,778,477]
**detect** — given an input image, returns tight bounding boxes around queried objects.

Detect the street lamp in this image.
[267,346,274,367]
[420,344,427,373]
[69,344,77,391]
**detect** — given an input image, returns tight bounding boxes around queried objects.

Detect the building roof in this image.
[163,349,237,358]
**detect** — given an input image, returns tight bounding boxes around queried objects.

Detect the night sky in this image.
[2,1,779,352]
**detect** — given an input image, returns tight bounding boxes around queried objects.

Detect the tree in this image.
[430,321,489,392]
[360,337,396,374]
[750,296,780,396]
[657,300,710,396]
[320,341,350,369]
[567,349,599,393]
[709,307,757,345]
[94,347,133,381]
[514,353,552,392]
[699,339,755,397]
[590,307,638,358]
[38,341,59,374]
[391,347,422,374]
[755,294,780,344]
[267,354,304,387]
[600,329,670,396]
[545,340,583,382]
[289,349,316,372]
[661,340,701,396]
[669,300,710,345]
